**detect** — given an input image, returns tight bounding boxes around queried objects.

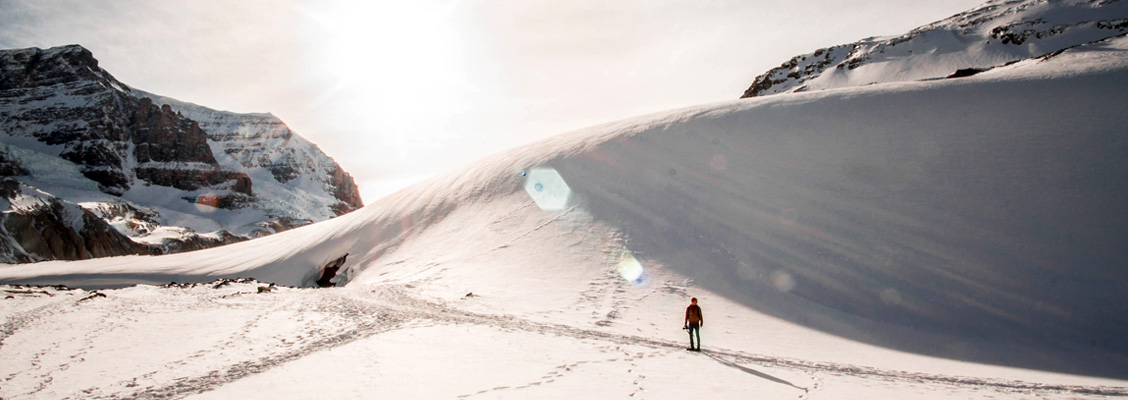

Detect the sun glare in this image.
[304,0,469,152]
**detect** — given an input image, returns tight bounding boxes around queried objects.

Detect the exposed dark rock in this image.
[0,45,122,91]
[268,155,300,184]
[130,98,216,165]
[135,166,251,195]
[81,170,131,196]
[81,201,160,236]
[77,211,149,258]
[0,44,367,262]
[0,177,249,262]
[77,291,107,303]
[1,46,248,200]
[0,176,19,197]
[133,91,366,217]
[328,164,363,215]
[58,142,125,169]
[0,178,147,262]
[1099,18,1128,30]
[741,44,856,98]
[0,150,26,177]
[739,0,1128,98]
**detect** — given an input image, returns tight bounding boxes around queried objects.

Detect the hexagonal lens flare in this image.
[523,167,572,211]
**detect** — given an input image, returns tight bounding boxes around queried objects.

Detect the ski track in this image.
[1,283,1126,399]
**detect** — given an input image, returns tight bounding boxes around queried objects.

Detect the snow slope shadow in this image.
[541,55,1128,378]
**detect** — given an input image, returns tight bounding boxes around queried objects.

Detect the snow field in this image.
[3,280,1124,399]
[1,17,1128,400]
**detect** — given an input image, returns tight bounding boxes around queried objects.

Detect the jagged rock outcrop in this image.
[0,151,26,177]
[0,177,246,262]
[130,98,217,165]
[0,44,364,263]
[0,45,251,198]
[0,178,147,262]
[0,45,118,91]
[741,0,1128,98]
[328,164,363,215]
[137,91,364,218]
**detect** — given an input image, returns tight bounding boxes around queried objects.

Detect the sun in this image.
[303,0,469,133]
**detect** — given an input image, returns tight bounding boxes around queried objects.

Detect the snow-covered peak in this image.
[134,89,363,221]
[0,44,130,93]
[0,45,362,262]
[741,0,1128,97]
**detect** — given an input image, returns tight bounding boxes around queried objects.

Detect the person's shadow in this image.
[703,352,808,392]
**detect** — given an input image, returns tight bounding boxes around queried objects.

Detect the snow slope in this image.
[741,0,1128,97]
[1,25,1127,400]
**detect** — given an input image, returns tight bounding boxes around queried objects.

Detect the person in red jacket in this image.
[684,297,703,351]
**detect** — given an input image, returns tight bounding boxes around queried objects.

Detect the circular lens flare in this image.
[617,252,649,286]
[771,270,796,292]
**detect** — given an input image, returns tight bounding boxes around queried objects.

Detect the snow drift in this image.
[3,34,1128,378]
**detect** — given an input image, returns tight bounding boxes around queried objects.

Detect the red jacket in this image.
[685,304,703,325]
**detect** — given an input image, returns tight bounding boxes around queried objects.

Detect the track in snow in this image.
[365,288,1128,398]
[1,282,1126,399]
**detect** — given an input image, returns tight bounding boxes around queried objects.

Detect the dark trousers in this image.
[687,323,700,349]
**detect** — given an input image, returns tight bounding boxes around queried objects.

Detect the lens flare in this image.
[191,194,221,213]
[617,251,650,286]
[771,270,796,292]
[523,167,572,210]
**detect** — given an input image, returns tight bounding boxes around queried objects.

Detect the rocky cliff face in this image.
[137,91,364,220]
[0,45,252,198]
[741,0,1128,98]
[0,178,148,262]
[0,45,363,263]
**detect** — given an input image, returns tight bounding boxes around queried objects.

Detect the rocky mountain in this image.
[0,45,362,263]
[135,91,363,217]
[742,0,1128,98]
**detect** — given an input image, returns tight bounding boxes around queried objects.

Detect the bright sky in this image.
[0,0,984,203]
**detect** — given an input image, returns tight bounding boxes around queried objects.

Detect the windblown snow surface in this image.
[2,36,1127,399]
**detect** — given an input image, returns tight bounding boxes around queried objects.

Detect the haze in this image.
[0,0,984,202]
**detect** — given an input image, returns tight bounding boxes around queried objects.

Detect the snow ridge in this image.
[741,0,1128,97]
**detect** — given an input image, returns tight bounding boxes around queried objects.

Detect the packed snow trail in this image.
[2,282,1125,399]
